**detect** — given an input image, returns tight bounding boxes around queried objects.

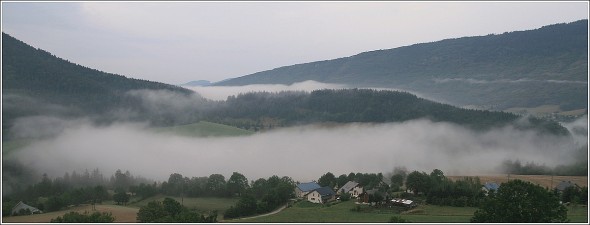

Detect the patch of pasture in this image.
[1,204,139,223]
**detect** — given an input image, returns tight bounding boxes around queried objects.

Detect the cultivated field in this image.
[2,196,239,223]
[1,204,139,223]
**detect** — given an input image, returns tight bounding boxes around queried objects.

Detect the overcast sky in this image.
[2,1,588,85]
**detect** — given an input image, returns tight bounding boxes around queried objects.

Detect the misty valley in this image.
[2,20,588,223]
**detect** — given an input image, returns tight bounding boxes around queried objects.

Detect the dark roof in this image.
[313,186,336,197]
[11,201,42,215]
[555,181,575,191]
[297,182,321,192]
[339,181,360,193]
[483,182,500,191]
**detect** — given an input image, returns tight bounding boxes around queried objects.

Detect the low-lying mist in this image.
[4,82,587,186]
[184,80,348,101]
[6,116,585,183]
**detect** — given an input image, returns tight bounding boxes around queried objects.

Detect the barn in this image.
[11,201,43,215]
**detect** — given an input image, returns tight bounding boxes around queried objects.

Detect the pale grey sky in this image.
[2,1,588,84]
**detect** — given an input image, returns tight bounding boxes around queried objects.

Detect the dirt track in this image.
[2,204,139,223]
[221,204,287,222]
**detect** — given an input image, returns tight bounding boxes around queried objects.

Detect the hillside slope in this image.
[204,89,569,136]
[216,20,588,110]
[2,33,196,130]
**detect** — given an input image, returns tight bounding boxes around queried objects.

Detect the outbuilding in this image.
[11,201,43,216]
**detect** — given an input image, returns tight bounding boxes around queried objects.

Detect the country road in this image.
[221,204,288,222]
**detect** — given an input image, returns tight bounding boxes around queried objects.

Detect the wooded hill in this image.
[216,20,588,111]
[204,89,569,136]
[2,32,195,130]
[1,32,570,138]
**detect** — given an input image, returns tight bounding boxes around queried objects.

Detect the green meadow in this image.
[237,200,588,223]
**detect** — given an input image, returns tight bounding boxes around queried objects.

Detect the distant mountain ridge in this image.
[216,20,588,111]
[180,80,212,87]
[0,32,572,138]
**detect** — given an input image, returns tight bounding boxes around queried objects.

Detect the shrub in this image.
[389,215,410,223]
[51,211,115,223]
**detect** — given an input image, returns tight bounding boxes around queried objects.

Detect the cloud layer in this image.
[184,80,348,101]
[8,117,582,183]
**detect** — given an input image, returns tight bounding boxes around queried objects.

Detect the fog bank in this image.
[184,80,348,100]
[7,118,581,183]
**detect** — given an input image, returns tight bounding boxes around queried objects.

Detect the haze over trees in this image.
[2,31,573,141]
[207,89,569,135]
[217,20,588,111]
[1,18,587,223]
[1,32,199,131]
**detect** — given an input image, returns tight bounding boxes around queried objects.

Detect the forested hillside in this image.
[204,89,569,136]
[1,33,570,138]
[2,33,195,131]
[216,20,588,111]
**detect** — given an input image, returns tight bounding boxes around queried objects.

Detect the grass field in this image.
[152,121,254,137]
[236,200,478,223]
[2,196,586,223]
[1,204,139,223]
[128,195,239,213]
[2,196,239,223]
[237,200,587,223]
[505,105,587,117]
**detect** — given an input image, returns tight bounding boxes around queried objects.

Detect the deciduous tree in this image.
[471,179,568,223]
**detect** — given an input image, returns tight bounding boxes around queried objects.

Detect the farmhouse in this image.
[307,186,336,204]
[337,181,364,198]
[295,182,321,198]
[11,201,43,215]
[482,182,500,195]
[555,180,577,192]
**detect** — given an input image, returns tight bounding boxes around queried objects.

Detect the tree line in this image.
[205,89,570,136]
[3,167,587,223]
[2,169,152,215]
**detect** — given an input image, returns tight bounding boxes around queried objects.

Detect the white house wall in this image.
[307,191,323,204]
[350,186,364,197]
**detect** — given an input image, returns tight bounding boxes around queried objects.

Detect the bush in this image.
[51,211,115,223]
[471,179,568,223]
[389,215,410,223]
[45,196,65,212]
[137,198,216,223]
[350,205,362,212]
[339,193,351,201]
